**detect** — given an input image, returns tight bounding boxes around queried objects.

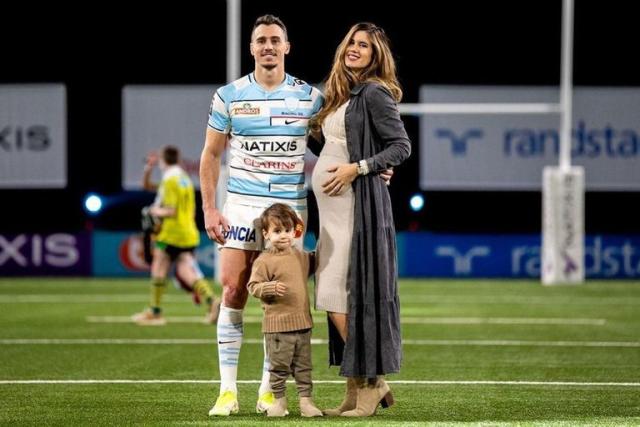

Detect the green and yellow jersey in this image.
[155,165,199,248]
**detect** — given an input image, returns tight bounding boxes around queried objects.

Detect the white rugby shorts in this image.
[221,194,307,252]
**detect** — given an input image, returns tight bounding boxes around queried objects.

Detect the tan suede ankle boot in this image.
[341,377,394,417]
[323,377,359,416]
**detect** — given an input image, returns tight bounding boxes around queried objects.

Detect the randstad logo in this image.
[232,103,260,116]
[435,128,484,156]
[224,226,257,242]
[504,120,640,158]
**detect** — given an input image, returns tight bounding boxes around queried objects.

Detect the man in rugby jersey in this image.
[199,15,323,416]
[132,146,220,326]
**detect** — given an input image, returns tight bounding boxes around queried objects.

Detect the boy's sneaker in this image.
[300,396,323,417]
[131,310,166,326]
[209,390,239,416]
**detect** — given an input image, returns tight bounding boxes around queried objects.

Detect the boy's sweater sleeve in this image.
[247,258,278,299]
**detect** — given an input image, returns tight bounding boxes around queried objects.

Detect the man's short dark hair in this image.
[252,14,288,41]
[162,145,180,165]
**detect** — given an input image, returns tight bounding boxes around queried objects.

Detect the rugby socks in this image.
[217,304,243,393]
[150,278,168,314]
[192,278,215,306]
[258,336,273,397]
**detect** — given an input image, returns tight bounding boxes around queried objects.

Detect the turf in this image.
[0,278,639,426]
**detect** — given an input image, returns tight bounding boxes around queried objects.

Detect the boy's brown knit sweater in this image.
[247,247,313,333]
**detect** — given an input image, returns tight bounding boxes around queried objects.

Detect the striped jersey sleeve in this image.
[208,88,232,133]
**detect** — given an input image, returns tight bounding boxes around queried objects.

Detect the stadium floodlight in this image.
[410,194,425,212]
[84,193,103,215]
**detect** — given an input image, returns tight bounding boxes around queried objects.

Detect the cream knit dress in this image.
[311,101,353,314]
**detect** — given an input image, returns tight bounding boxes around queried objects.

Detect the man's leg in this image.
[175,252,220,323]
[209,248,258,416]
[133,247,171,325]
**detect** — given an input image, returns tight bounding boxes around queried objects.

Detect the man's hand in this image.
[204,208,229,244]
[145,151,159,169]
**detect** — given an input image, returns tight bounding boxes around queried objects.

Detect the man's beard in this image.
[261,63,277,71]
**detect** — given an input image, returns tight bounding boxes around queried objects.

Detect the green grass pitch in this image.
[1,278,639,426]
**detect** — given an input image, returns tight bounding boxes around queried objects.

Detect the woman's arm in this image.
[362,84,412,173]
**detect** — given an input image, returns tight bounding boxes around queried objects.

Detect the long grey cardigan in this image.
[326,82,412,378]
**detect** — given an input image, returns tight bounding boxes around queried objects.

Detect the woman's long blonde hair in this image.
[310,22,402,134]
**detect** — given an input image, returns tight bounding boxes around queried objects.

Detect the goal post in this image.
[542,0,584,285]
[542,166,585,284]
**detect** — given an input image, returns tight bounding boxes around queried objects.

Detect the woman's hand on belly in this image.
[322,163,358,196]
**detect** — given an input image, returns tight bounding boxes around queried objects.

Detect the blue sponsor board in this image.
[398,233,640,279]
[92,231,215,277]
[0,232,91,276]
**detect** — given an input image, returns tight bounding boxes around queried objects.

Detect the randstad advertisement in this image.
[419,86,640,191]
[92,231,215,277]
[92,231,640,279]
[398,233,640,279]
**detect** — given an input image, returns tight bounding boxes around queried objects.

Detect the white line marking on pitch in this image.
[0,379,638,387]
[1,294,638,305]
[0,295,185,303]
[85,315,606,326]
[1,338,638,347]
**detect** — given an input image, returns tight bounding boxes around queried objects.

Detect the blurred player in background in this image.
[133,146,220,325]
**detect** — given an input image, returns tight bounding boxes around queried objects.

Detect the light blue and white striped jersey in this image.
[208,73,323,207]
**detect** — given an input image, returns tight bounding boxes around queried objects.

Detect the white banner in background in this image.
[420,86,640,191]
[122,86,220,190]
[0,85,67,188]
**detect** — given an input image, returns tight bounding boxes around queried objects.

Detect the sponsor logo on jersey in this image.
[240,140,298,152]
[243,158,298,170]
[231,103,260,115]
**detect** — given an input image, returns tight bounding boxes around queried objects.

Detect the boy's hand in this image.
[274,281,287,296]
[256,281,287,300]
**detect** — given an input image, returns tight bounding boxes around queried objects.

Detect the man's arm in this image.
[149,178,177,218]
[142,151,159,191]
[200,128,229,244]
[149,205,176,218]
